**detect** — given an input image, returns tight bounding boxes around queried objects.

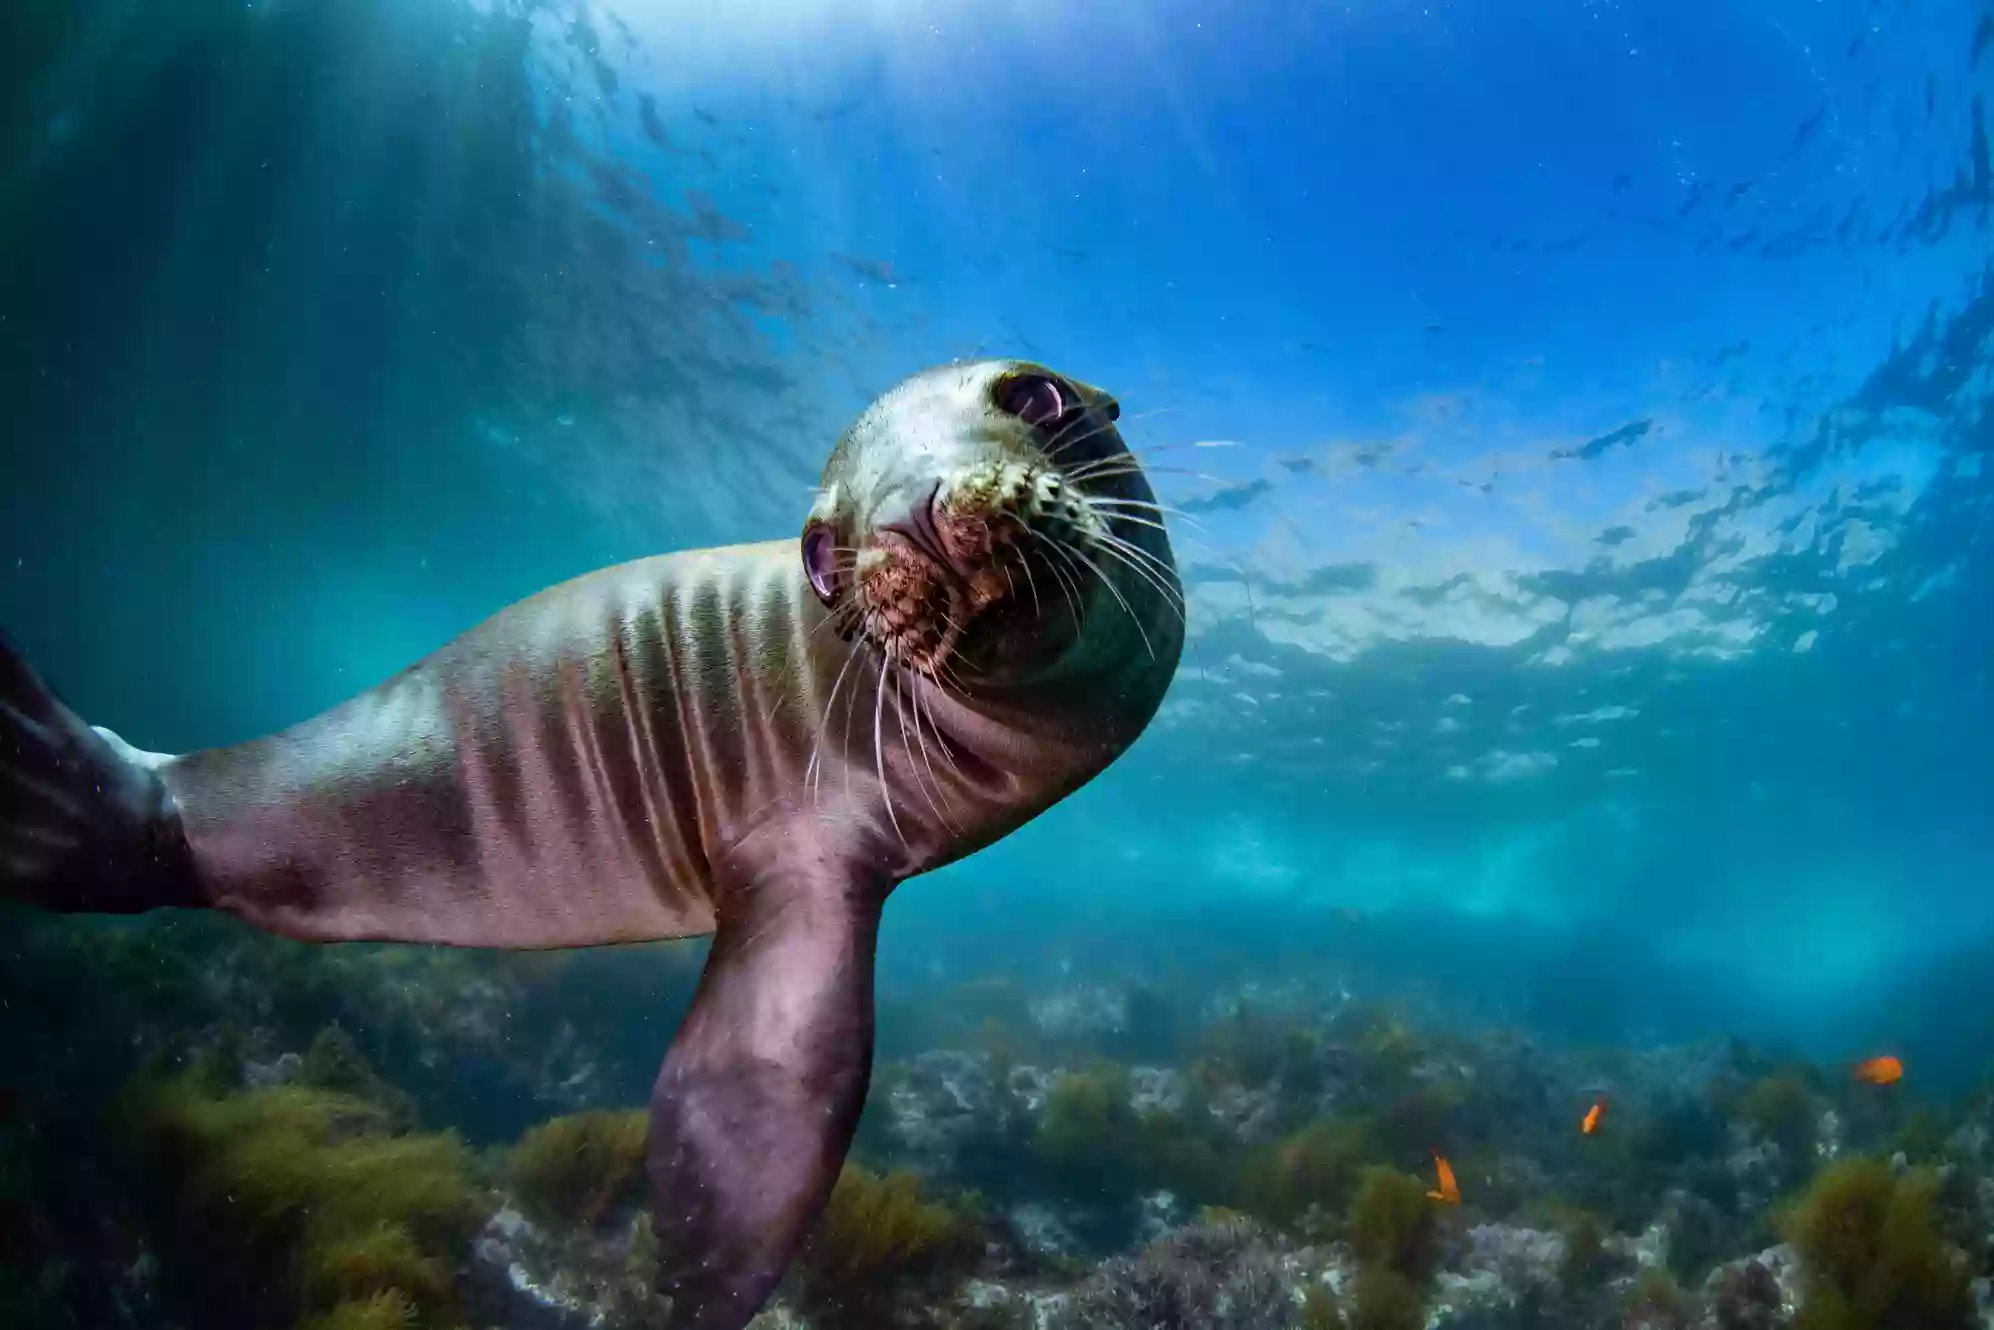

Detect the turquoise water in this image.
[3,1,1993,1326]
[10,0,1989,1066]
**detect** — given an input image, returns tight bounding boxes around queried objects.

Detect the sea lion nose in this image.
[877,480,957,574]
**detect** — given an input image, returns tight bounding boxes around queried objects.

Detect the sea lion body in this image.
[0,360,1182,1329]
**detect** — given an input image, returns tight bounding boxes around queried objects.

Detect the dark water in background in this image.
[1,0,1991,1115]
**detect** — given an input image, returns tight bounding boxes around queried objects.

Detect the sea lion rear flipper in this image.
[648,849,885,1330]
[0,633,196,915]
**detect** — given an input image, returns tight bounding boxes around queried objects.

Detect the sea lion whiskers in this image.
[1079,494,1261,632]
[803,637,864,804]
[1030,528,1157,661]
[1063,456,1239,493]
[1020,522,1152,659]
[870,654,906,846]
[893,669,958,834]
[1040,404,1175,466]
[1022,528,1093,634]
[1025,540,1083,630]
[1009,544,1043,619]
[1087,530,1188,626]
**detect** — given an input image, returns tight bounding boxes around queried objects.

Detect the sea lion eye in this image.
[995,374,1066,428]
[801,522,843,606]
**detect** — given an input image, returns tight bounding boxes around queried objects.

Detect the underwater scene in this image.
[3,0,1994,1327]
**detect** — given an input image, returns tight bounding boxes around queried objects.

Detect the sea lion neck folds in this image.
[0,358,1183,1330]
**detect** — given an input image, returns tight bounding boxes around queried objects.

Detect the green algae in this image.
[1237,1117,1379,1236]
[1346,1166,1443,1288]
[122,1070,484,1329]
[1343,1268,1424,1330]
[794,1163,986,1330]
[1031,1062,1239,1208]
[1622,1266,1694,1328]
[1781,1155,1976,1330]
[503,1107,649,1229]
[296,1288,419,1330]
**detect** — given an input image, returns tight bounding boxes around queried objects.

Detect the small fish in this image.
[1426,1150,1460,1205]
[1582,1096,1608,1135]
[1854,1055,1903,1085]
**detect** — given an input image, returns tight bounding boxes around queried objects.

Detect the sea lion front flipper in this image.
[648,845,886,1330]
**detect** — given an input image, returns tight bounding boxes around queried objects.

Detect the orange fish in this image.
[1426,1150,1460,1205]
[1582,1096,1608,1135]
[1854,1055,1903,1085]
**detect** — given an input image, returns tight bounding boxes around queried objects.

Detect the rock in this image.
[955,1279,1071,1330]
[1201,1079,1284,1144]
[873,1048,1056,1181]
[464,1205,664,1330]
[1029,987,1130,1042]
[744,1308,811,1330]
[1428,1225,1566,1326]
[1044,1216,1309,1330]
[1136,1191,1184,1244]
[1128,1066,1185,1116]
[1699,1246,1797,1330]
[1726,1137,1784,1214]
[1009,1202,1085,1258]
[241,1051,302,1089]
[1611,1221,1670,1272]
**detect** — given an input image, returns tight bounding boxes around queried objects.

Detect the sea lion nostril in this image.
[878,480,952,571]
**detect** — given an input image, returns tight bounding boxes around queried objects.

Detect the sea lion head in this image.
[802,360,1180,694]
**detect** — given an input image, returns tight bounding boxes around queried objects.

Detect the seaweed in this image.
[1557,1207,1611,1293]
[1712,1259,1785,1330]
[1622,1267,1695,1329]
[503,1108,649,1229]
[1237,1118,1379,1236]
[1194,1002,1297,1088]
[1736,1073,1819,1165]
[1576,1096,1733,1232]
[298,1025,416,1131]
[1881,1107,1951,1166]
[1131,1104,1240,1207]
[121,1071,484,1329]
[1370,1080,1470,1161]
[296,1289,418,1330]
[1665,1190,1741,1285]
[1780,1155,1976,1330]
[1346,1166,1441,1288]
[1029,1062,1238,1207]
[793,1164,986,1330]
[1299,1282,1345,1330]
[1034,1064,1143,1197]
[1342,1268,1423,1330]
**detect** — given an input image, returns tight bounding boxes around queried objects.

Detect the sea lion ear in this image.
[646,850,885,1330]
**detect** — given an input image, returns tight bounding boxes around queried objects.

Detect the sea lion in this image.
[0,359,1183,1329]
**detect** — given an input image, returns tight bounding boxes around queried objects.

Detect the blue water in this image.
[2,0,1990,1092]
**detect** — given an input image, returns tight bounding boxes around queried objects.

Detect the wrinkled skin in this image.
[0,359,1183,1329]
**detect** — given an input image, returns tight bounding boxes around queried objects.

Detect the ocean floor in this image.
[2,910,1991,1330]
